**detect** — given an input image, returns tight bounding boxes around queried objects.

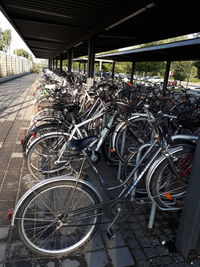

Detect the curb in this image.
[0,72,32,84]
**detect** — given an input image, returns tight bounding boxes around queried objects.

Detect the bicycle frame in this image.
[55,108,118,164]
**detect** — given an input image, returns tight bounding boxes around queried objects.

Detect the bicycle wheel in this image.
[27,132,76,180]
[17,179,101,256]
[149,144,195,209]
[114,117,154,162]
[23,123,67,153]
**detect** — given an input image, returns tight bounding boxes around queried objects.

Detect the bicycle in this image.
[11,109,197,256]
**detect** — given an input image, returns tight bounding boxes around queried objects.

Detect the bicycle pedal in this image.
[106,228,115,240]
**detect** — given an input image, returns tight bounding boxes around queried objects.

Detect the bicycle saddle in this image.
[66,136,98,151]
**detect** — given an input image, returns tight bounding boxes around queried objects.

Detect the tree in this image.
[0,29,12,53]
[135,62,165,76]
[0,28,2,50]
[14,48,29,58]
[193,61,200,79]
[172,61,192,83]
[2,29,12,53]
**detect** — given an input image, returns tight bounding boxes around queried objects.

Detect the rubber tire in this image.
[17,179,101,257]
[149,144,195,209]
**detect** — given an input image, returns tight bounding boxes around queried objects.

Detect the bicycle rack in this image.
[116,129,157,229]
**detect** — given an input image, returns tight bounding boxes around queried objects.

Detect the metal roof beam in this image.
[11,17,91,30]
[7,4,74,19]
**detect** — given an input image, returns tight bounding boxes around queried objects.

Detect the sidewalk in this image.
[0,74,199,266]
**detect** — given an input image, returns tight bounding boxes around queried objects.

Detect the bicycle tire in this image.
[17,179,101,256]
[27,132,75,180]
[114,117,154,162]
[149,144,195,209]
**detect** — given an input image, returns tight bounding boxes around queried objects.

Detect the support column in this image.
[130,61,136,83]
[163,61,171,93]
[68,48,73,73]
[48,59,51,69]
[112,62,115,80]
[52,58,55,70]
[99,60,102,77]
[55,57,58,71]
[83,62,86,74]
[87,37,95,88]
[60,53,63,74]
[78,62,81,72]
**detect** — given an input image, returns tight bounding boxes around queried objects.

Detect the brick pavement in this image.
[0,74,199,266]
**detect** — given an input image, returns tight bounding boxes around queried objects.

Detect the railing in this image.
[0,52,33,78]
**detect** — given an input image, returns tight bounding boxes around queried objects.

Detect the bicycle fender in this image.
[25,131,71,155]
[11,176,103,226]
[170,134,198,144]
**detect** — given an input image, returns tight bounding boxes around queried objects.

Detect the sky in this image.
[0,10,35,57]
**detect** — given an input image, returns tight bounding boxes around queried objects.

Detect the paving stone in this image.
[6,261,32,267]
[144,247,157,258]
[137,260,151,267]
[121,230,135,240]
[61,258,81,267]
[85,250,109,267]
[108,247,135,267]
[0,243,7,262]
[83,232,104,251]
[47,261,55,267]
[0,191,17,201]
[139,237,151,248]
[133,229,144,238]
[131,249,147,261]
[155,245,170,256]
[106,231,126,248]
[11,153,23,158]
[2,182,19,191]
[129,222,141,230]
[0,226,9,239]
[7,241,33,261]
[161,256,175,265]
[126,238,141,249]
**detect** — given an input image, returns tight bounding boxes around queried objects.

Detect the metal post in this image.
[130,62,136,83]
[60,53,63,74]
[78,62,81,72]
[117,129,127,181]
[83,62,86,74]
[68,48,73,73]
[112,61,115,80]
[176,138,200,257]
[55,57,58,71]
[52,58,55,70]
[48,60,51,69]
[163,61,171,93]
[148,202,157,229]
[87,37,95,88]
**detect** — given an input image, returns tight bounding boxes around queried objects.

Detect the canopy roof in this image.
[1,0,200,59]
[96,38,200,62]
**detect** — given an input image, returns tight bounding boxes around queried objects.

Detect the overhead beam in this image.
[11,17,91,30]
[7,4,75,19]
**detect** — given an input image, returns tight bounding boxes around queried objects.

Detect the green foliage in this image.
[193,61,200,79]
[14,48,29,58]
[31,63,41,73]
[172,61,192,82]
[0,29,12,53]
[135,62,165,76]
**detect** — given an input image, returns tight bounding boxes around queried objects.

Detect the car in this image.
[147,76,162,83]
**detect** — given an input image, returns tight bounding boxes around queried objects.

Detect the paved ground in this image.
[0,74,200,266]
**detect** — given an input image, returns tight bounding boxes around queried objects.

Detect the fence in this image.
[0,53,33,78]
